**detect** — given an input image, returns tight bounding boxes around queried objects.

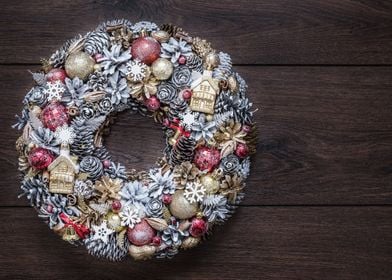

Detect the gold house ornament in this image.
[48,144,79,194]
[189,70,220,115]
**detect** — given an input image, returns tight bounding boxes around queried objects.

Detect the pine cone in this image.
[169,137,196,166]
[192,37,214,58]
[84,31,111,55]
[167,98,187,121]
[243,124,258,155]
[96,19,133,32]
[186,54,203,73]
[88,71,108,91]
[160,24,188,38]
[80,156,104,181]
[85,233,129,261]
[93,146,111,161]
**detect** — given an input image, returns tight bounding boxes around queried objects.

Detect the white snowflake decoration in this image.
[180,110,197,130]
[125,60,147,82]
[119,206,141,228]
[54,125,76,144]
[44,80,65,102]
[184,182,206,203]
[91,220,114,243]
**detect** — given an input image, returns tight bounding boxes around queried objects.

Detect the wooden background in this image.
[0,0,392,279]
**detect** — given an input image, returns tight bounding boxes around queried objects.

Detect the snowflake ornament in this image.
[124,60,148,82]
[184,182,206,203]
[54,125,76,144]
[44,81,65,102]
[119,206,141,228]
[91,220,115,243]
[180,110,197,130]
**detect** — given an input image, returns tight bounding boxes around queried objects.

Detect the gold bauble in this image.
[129,245,156,261]
[169,190,198,219]
[106,212,124,232]
[151,58,173,80]
[204,52,220,70]
[200,174,220,194]
[151,30,170,43]
[65,51,95,80]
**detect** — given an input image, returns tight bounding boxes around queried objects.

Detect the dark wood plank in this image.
[1,65,392,206]
[1,0,392,64]
[0,207,391,279]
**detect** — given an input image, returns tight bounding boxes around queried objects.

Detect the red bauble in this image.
[162,194,172,204]
[46,68,67,83]
[181,88,192,100]
[131,37,161,65]
[28,147,54,170]
[235,143,249,158]
[145,96,160,111]
[178,55,187,65]
[127,219,156,246]
[193,146,220,171]
[189,218,208,237]
[41,103,69,131]
[111,200,122,212]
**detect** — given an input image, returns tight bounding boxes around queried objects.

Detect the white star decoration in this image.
[91,220,114,243]
[44,81,65,102]
[54,125,76,144]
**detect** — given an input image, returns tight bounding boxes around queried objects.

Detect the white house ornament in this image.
[14,20,257,262]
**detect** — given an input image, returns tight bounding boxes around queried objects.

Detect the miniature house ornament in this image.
[189,52,220,114]
[48,144,78,194]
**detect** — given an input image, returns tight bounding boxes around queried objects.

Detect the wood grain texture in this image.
[1,207,391,280]
[1,66,392,206]
[1,0,392,279]
[1,0,392,64]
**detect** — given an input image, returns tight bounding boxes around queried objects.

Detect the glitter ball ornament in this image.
[131,37,161,65]
[28,147,54,170]
[235,143,249,159]
[106,212,124,232]
[151,58,173,80]
[46,68,67,83]
[200,174,220,194]
[145,96,160,111]
[127,219,156,246]
[64,51,95,80]
[193,146,220,171]
[189,218,208,237]
[41,102,69,131]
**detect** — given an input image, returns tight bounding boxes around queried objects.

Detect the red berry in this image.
[145,96,160,111]
[242,125,252,133]
[190,218,208,237]
[181,89,192,100]
[178,55,187,65]
[41,103,69,131]
[46,68,67,83]
[131,37,161,65]
[94,53,104,62]
[193,146,220,171]
[162,194,172,204]
[103,159,111,169]
[28,147,54,170]
[46,204,54,213]
[111,200,122,212]
[235,143,249,158]
[152,236,161,246]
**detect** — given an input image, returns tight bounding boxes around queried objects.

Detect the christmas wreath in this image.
[14,20,256,261]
